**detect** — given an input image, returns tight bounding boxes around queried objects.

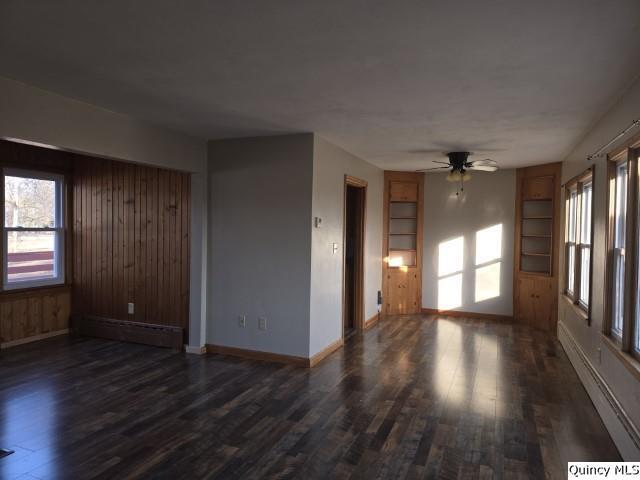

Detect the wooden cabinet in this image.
[383,172,424,315]
[523,176,554,200]
[516,277,555,331]
[387,269,420,314]
[514,163,561,332]
[390,181,418,202]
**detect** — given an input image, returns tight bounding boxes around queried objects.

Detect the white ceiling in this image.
[1,1,640,170]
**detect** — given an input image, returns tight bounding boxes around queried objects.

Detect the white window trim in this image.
[2,168,65,290]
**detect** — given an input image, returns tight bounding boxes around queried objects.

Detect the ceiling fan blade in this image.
[468,165,498,172]
[468,158,497,166]
[431,160,451,165]
[415,166,451,172]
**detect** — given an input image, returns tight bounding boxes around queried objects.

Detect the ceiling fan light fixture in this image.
[462,171,472,182]
[446,170,461,182]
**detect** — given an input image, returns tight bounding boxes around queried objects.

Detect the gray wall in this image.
[557,77,640,459]
[208,134,314,358]
[0,76,210,348]
[310,136,384,356]
[422,170,515,316]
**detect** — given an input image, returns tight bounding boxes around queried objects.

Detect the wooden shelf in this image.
[390,248,416,252]
[522,252,550,257]
[390,216,417,219]
[522,234,551,238]
[523,216,552,220]
[389,232,417,236]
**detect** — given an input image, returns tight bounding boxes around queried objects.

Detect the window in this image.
[3,169,65,289]
[606,147,640,362]
[564,168,593,315]
[611,160,626,338]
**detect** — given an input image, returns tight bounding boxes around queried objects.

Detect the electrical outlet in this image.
[258,317,267,330]
[127,302,135,315]
[238,315,246,328]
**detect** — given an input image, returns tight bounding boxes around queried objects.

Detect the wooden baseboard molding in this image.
[421,308,512,322]
[73,315,183,350]
[309,338,343,367]
[558,321,640,460]
[207,338,344,368]
[364,312,380,330]
[1,329,69,349]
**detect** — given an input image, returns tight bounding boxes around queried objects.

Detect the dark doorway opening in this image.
[344,179,366,337]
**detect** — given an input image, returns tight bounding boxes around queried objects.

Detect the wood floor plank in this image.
[0,314,621,479]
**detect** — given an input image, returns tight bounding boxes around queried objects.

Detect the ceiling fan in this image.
[416,151,498,195]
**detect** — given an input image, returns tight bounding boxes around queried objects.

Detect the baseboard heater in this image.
[73,315,183,350]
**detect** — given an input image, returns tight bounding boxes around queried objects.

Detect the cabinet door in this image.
[523,176,553,200]
[517,277,537,323]
[532,279,554,331]
[517,277,554,331]
[390,182,418,202]
[387,269,420,314]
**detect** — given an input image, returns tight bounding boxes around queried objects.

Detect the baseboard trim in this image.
[1,329,69,349]
[309,338,343,367]
[558,320,640,460]
[364,312,380,330]
[421,308,512,322]
[206,344,309,367]
[184,345,207,355]
[206,338,344,368]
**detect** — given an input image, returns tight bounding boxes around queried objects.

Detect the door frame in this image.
[343,175,367,334]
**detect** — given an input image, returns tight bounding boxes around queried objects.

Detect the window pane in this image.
[612,162,627,337]
[581,182,592,245]
[612,248,625,337]
[567,244,575,294]
[579,246,590,306]
[4,175,56,228]
[614,163,627,249]
[7,231,57,283]
[568,189,577,242]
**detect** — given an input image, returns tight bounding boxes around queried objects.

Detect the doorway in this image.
[343,175,367,337]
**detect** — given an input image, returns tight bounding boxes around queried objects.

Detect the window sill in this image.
[601,334,640,383]
[562,293,589,322]
[0,283,71,299]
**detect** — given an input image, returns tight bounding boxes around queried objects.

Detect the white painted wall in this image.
[310,136,384,356]
[422,170,515,316]
[558,77,640,459]
[0,76,209,348]
[208,134,314,358]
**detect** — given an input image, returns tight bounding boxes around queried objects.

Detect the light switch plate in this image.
[314,216,323,228]
[258,317,267,330]
[127,302,135,315]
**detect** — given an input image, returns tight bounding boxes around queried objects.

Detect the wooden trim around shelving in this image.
[421,308,513,323]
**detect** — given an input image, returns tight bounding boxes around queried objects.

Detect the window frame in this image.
[563,167,594,319]
[605,145,640,363]
[1,168,66,291]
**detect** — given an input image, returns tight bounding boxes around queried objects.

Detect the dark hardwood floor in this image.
[0,314,619,479]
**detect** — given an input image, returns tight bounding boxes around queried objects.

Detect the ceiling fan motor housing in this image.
[447,151,471,171]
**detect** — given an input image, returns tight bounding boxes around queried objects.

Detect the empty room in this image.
[1,1,639,479]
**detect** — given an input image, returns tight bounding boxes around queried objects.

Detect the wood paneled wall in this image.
[0,140,192,346]
[0,140,73,345]
[72,157,191,332]
[1,288,71,344]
